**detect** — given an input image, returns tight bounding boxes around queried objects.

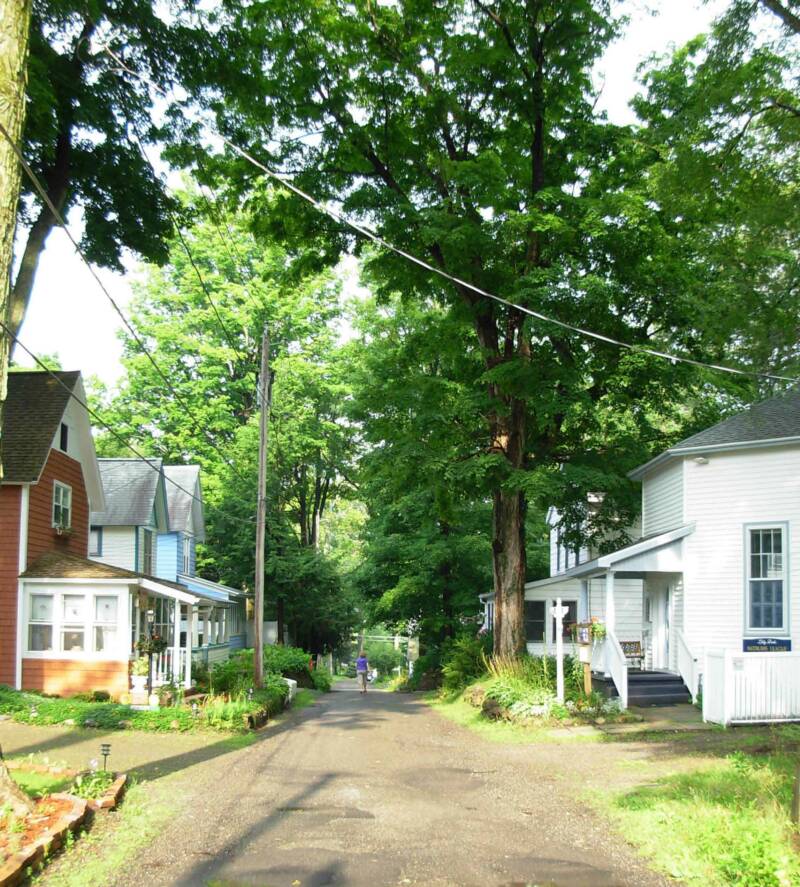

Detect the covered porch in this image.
[522,524,695,709]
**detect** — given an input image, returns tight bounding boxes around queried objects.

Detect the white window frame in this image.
[89,526,103,557]
[744,523,790,636]
[182,535,192,575]
[52,481,72,529]
[141,528,155,575]
[24,587,127,660]
[549,598,579,645]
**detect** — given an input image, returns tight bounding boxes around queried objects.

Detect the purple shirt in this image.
[356,656,368,673]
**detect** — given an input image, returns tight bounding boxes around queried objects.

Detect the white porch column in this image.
[172,599,181,684]
[605,570,616,633]
[186,605,197,688]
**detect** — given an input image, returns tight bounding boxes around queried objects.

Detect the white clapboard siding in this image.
[683,445,800,659]
[588,576,643,645]
[524,578,583,655]
[642,461,684,536]
[90,526,137,571]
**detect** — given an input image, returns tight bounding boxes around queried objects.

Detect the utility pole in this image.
[253,325,272,688]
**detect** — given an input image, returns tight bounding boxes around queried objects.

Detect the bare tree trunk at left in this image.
[0,0,33,481]
[0,758,33,816]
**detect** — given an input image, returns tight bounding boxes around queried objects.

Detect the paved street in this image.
[107,682,668,887]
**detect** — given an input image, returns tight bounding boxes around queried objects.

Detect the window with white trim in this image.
[26,590,123,656]
[94,596,118,652]
[61,594,86,651]
[524,600,546,643]
[747,526,788,632]
[89,526,102,557]
[141,529,154,574]
[28,595,54,651]
[182,535,192,574]
[52,482,72,529]
[551,599,579,641]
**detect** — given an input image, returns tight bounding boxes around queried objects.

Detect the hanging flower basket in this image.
[136,634,168,656]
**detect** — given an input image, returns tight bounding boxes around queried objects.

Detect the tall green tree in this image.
[10,0,205,337]
[95,204,360,650]
[191,0,755,654]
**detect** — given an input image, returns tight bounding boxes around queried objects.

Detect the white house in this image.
[485,389,800,724]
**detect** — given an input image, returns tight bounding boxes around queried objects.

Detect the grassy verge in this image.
[292,689,321,710]
[427,692,601,744]
[594,730,800,887]
[0,682,288,735]
[11,769,73,798]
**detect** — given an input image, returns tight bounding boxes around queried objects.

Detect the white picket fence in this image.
[703,649,800,725]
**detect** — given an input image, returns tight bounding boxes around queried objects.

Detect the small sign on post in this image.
[576,622,593,695]
[550,598,569,703]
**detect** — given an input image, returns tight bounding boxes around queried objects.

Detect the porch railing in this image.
[676,629,699,702]
[703,649,800,725]
[152,648,188,687]
[601,628,628,710]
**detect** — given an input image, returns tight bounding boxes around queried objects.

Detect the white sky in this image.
[13,0,728,385]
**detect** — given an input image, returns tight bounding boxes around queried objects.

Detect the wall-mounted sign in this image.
[743,638,792,653]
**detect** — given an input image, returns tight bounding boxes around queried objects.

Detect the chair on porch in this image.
[620,640,643,670]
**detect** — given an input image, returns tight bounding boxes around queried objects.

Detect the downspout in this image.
[15,485,29,689]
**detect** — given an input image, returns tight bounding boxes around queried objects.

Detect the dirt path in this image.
[107,681,669,887]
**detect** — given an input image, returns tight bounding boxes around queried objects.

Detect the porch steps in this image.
[593,670,692,706]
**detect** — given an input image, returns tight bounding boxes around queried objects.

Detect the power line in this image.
[0,118,254,486]
[127,123,250,365]
[103,43,799,386]
[1,321,255,527]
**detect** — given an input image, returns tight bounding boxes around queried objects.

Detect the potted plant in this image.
[131,657,150,691]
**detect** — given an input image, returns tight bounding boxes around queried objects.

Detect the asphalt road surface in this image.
[113,680,669,887]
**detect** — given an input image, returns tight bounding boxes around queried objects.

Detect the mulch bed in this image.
[0,794,87,886]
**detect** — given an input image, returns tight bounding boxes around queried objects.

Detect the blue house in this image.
[159,465,248,663]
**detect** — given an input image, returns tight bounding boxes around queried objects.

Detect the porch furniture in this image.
[620,640,643,669]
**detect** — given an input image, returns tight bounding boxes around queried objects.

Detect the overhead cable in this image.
[102,43,798,386]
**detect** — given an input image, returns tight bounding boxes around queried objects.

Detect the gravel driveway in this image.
[108,681,669,887]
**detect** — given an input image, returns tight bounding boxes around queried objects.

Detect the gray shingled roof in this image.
[91,458,163,526]
[163,465,200,533]
[0,371,80,483]
[672,389,800,452]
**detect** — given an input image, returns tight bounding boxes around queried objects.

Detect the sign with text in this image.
[743,638,792,653]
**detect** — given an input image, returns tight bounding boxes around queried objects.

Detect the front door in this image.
[650,583,671,670]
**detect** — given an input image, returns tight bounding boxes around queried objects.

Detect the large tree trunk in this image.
[490,397,528,657]
[0,0,33,481]
[0,757,33,817]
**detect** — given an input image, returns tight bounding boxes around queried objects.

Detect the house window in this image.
[182,536,191,574]
[52,482,72,529]
[89,526,102,557]
[551,599,578,641]
[94,595,118,652]
[61,594,85,651]
[141,529,154,574]
[59,422,69,452]
[524,600,546,643]
[26,590,122,656]
[747,526,788,632]
[28,594,54,651]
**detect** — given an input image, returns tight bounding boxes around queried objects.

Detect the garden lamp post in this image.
[100,743,111,771]
[146,609,155,695]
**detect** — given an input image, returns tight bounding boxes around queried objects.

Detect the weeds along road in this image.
[110,680,669,887]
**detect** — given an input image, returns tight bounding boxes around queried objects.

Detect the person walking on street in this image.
[356,651,369,694]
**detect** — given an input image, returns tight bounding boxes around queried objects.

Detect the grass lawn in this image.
[593,726,800,887]
[11,769,73,799]
[427,692,601,744]
[292,689,322,710]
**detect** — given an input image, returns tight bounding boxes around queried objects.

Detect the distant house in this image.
[482,389,800,725]
[158,465,247,663]
[90,459,248,678]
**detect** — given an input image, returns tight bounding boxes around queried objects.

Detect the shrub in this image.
[404,647,443,690]
[192,659,211,692]
[363,641,404,676]
[70,769,116,800]
[262,645,311,675]
[311,670,332,692]
[441,633,492,692]
[210,651,254,694]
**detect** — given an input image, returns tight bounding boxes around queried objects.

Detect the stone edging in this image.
[87,773,128,811]
[4,760,79,778]
[0,794,87,887]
